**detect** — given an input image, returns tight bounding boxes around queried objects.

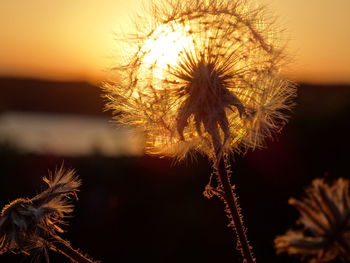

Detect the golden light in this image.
[139,23,193,81]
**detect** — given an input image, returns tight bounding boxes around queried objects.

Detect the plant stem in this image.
[212,142,255,263]
[50,235,97,263]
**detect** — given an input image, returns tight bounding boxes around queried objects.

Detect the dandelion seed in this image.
[0,166,98,263]
[275,178,350,263]
[103,0,296,160]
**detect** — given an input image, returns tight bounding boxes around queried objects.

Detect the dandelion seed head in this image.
[0,166,80,256]
[275,178,350,263]
[104,0,296,159]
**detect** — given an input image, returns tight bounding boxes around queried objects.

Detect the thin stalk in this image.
[50,235,97,263]
[213,141,255,263]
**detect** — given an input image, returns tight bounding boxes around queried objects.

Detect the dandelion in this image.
[104,0,296,262]
[104,0,295,160]
[0,166,98,263]
[275,178,350,263]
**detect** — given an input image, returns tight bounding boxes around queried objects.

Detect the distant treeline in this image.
[1,77,350,118]
[0,77,108,116]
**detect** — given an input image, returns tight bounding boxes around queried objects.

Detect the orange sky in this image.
[1,0,350,84]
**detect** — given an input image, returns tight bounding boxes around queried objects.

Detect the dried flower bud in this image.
[0,167,80,256]
[275,178,350,263]
[103,0,296,159]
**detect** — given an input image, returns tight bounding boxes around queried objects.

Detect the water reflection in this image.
[0,112,144,156]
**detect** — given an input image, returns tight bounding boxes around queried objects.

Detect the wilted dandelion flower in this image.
[0,166,97,263]
[275,178,350,263]
[104,0,296,159]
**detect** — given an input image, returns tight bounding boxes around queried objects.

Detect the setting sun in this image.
[140,23,193,80]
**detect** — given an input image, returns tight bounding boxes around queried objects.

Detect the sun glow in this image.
[140,23,193,80]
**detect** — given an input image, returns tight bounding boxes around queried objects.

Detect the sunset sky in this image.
[1,0,350,84]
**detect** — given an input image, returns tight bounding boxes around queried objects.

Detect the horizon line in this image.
[1,74,350,87]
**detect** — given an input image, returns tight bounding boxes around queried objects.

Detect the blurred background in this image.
[0,0,349,262]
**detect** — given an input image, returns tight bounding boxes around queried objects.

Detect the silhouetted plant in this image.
[275,178,350,263]
[0,166,99,263]
[103,0,296,262]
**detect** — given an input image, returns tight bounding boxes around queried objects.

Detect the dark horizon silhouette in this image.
[1,77,350,116]
[0,77,107,116]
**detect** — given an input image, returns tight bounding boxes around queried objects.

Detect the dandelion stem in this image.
[50,235,97,263]
[213,142,255,263]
